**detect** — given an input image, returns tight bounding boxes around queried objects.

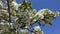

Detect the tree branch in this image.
[0,16,9,22]
[0,7,7,10]
[7,0,11,22]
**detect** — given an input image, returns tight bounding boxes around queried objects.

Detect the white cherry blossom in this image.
[32,33,35,34]
[48,10,53,14]
[0,1,3,7]
[34,26,41,31]
[33,9,36,11]
[0,22,4,25]
[33,19,37,21]
[56,11,59,16]
[24,26,29,28]
[18,3,21,6]
[11,1,19,10]
[53,11,59,17]
[37,9,48,14]
[10,23,13,25]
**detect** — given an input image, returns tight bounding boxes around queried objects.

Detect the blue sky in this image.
[17,0,60,34]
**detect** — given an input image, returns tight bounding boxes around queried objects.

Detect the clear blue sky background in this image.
[16,0,60,34]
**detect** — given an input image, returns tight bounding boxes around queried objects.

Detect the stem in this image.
[0,16,9,22]
[7,0,11,22]
[0,7,7,10]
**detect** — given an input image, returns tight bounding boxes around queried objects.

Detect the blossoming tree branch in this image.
[0,0,59,34]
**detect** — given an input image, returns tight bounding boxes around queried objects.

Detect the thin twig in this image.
[0,7,7,10]
[0,16,9,22]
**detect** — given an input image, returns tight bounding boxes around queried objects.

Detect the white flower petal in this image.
[56,11,59,16]
[10,23,13,25]
[32,33,35,34]
[24,26,29,28]
[30,17,32,19]
[48,10,53,14]
[33,19,36,21]
[34,26,41,31]
[12,1,18,10]
[0,22,4,25]
[33,9,36,11]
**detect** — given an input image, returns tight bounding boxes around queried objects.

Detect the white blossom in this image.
[24,26,29,28]
[0,22,4,25]
[48,10,53,14]
[33,9,37,12]
[18,3,21,6]
[0,1,3,6]
[34,9,48,19]
[30,16,32,19]
[35,13,44,19]
[32,33,35,34]
[53,11,59,17]
[34,9,56,19]
[54,14,57,17]
[33,19,36,21]
[25,0,28,2]
[10,23,13,25]
[39,14,44,19]
[0,2,2,6]
[37,9,48,14]
[39,9,47,12]
[56,11,59,16]
[36,9,53,15]
[34,26,41,31]
[11,1,18,10]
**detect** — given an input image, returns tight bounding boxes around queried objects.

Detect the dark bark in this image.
[7,0,11,22]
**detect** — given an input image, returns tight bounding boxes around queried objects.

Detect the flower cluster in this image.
[33,26,41,31]
[32,9,59,26]
[34,9,59,20]
[11,1,19,10]
[32,26,44,34]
